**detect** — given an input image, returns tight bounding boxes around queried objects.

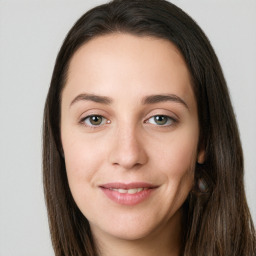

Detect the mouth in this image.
[99,182,158,205]
[108,187,148,194]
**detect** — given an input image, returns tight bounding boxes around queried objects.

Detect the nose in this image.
[108,125,148,170]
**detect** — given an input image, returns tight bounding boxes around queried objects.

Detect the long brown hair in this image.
[43,0,256,255]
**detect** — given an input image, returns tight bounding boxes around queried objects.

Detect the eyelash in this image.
[80,114,177,128]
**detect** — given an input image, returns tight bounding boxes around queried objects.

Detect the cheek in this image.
[154,128,198,174]
[154,141,196,217]
[62,137,106,216]
[62,134,104,188]
[151,128,198,197]
[160,145,196,194]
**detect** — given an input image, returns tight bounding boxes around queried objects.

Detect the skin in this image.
[61,33,204,256]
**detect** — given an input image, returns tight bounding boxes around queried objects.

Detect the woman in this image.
[43,0,256,255]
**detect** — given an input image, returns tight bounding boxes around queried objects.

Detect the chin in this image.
[90,209,178,242]
[110,225,155,241]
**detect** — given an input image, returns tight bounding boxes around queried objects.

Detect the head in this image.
[43,0,255,255]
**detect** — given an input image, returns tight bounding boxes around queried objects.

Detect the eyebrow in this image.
[142,94,188,109]
[70,93,188,109]
[70,93,112,107]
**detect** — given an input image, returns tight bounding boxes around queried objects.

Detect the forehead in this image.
[63,33,195,108]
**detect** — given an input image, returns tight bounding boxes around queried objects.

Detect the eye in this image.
[147,115,175,126]
[81,115,108,127]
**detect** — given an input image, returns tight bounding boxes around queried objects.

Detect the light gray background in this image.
[0,0,255,255]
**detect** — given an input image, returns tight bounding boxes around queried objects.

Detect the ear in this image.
[197,148,205,164]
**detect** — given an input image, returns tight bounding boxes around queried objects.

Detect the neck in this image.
[93,210,183,256]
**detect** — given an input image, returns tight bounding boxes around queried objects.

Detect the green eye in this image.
[154,116,168,125]
[89,116,103,125]
[83,115,106,126]
[147,115,174,126]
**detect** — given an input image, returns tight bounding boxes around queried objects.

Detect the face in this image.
[61,33,203,242]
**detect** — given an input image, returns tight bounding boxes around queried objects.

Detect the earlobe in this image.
[197,149,205,164]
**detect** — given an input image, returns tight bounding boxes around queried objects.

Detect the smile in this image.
[109,187,147,194]
[99,182,158,206]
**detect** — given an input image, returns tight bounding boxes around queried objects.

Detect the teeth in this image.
[127,188,138,194]
[110,188,147,194]
[116,188,127,193]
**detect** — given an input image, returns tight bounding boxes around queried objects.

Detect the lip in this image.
[99,182,158,206]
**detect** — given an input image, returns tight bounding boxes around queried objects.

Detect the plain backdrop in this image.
[0,0,255,255]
